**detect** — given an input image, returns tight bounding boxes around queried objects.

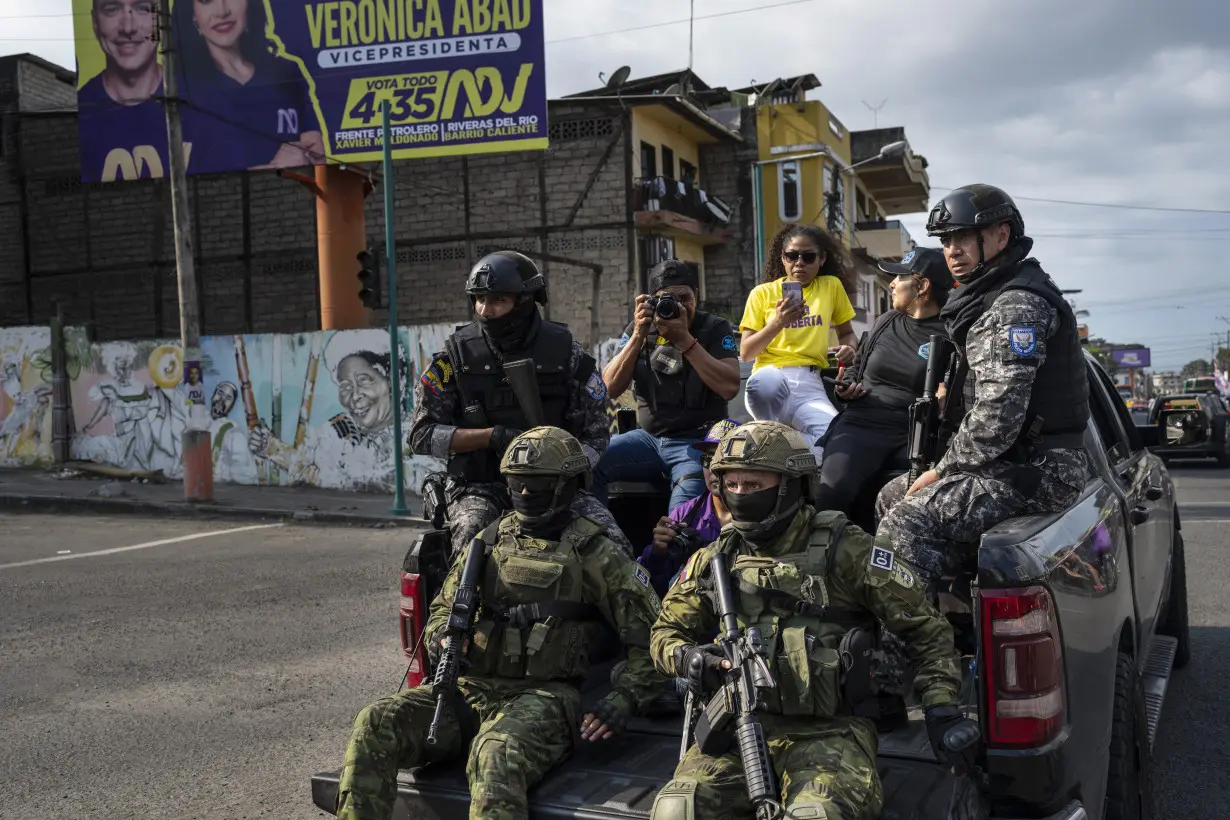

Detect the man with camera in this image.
[593,260,741,510]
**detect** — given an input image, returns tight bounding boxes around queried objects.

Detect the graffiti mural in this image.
[0,327,56,466]
[66,324,454,491]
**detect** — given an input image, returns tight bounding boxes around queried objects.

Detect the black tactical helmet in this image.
[926,184,1025,241]
[465,251,547,305]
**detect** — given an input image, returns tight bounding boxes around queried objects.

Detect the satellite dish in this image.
[663,83,682,96]
[606,65,631,90]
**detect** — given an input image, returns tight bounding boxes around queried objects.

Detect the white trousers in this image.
[744,365,838,462]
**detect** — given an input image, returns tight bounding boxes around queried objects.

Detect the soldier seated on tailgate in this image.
[333,427,668,820]
[649,421,971,820]
[410,250,634,557]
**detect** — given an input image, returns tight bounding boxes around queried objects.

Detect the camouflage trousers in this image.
[448,485,635,557]
[874,449,1089,589]
[336,678,581,820]
[651,719,882,820]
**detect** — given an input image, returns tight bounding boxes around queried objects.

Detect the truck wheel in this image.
[1104,652,1155,820]
[1159,531,1192,669]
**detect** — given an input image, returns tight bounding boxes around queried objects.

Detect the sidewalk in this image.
[0,464,429,528]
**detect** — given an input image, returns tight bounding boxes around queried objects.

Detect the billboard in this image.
[71,0,548,183]
[1111,348,1151,368]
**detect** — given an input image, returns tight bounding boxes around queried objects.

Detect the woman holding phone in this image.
[738,223,859,460]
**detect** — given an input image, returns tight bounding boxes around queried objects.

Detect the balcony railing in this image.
[634,176,732,226]
[854,219,913,260]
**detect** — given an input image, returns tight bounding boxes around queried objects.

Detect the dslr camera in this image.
[648,293,682,320]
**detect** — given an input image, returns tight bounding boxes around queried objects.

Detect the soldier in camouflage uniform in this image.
[649,421,971,820]
[876,185,1091,588]
[409,251,633,557]
[336,427,667,820]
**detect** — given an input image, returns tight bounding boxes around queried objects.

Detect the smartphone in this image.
[782,280,803,303]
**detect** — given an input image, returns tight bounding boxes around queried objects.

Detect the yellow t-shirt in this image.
[739,275,856,370]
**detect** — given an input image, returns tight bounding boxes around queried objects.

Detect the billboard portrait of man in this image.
[75,0,176,183]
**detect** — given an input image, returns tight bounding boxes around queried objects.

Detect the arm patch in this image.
[1006,325,1038,357]
[420,357,452,395]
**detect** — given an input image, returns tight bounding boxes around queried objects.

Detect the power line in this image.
[0,0,814,42]
[932,185,1230,216]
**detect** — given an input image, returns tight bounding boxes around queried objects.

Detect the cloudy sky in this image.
[6,0,1230,372]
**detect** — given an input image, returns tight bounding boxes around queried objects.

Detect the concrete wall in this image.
[0,326,54,466]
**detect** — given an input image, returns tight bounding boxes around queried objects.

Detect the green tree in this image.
[1181,359,1212,379]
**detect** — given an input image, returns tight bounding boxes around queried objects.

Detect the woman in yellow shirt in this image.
[738,223,859,459]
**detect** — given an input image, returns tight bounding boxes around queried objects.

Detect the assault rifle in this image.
[426,535,487,745]
[907,334,953,485]
[689,552,782,820]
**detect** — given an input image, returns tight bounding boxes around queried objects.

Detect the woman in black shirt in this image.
[815,248,954,524]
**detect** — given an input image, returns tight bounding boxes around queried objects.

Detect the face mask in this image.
[510,490,555,520]
[479,298,539,350]
[724,486,780,524]
[724,480,803,545]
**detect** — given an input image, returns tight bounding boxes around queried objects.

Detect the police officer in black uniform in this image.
[410,250,632,556]
[876,185,1091,586]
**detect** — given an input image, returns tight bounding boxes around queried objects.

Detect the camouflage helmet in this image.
[709,420,817,479]
[500,426,591,490]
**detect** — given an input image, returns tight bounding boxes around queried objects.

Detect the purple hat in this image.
[691,419,742,452]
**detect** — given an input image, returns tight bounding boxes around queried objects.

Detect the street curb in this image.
[0,492,428,529]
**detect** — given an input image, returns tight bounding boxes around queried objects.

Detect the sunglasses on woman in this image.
[783,250,820,264]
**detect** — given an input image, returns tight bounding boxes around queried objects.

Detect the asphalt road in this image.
[0,470,1227,819]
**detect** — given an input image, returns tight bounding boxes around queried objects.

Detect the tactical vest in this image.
[466,515,607,682]
[445,320,595,483]
[951,261,1089,448]
[633,311,732,438]
[700,511,876,719]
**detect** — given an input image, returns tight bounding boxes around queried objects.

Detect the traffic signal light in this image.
[357,249,381,308]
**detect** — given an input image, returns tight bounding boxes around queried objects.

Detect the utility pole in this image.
[381,100,410,516]
[157,5,212,501]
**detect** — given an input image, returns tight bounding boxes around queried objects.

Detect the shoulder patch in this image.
[892,563,916,589]
[870,546,895,572]
[676,549,704,584]
[721,334,736,351]
[420,357,452,395]
[633,563,651,588]
[1007,325,1038,356]
[918,342,930,360]
[585,371,607,401]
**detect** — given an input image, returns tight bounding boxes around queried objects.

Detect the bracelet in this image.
[680,337,700,356]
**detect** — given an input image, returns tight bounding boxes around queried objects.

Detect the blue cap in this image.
[691,419,741,452]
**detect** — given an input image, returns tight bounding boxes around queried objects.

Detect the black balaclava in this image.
[722,477,804,547]
[479,296,541,352]
[510,477,579,538]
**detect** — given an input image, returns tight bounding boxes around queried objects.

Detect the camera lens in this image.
[655,296,680,320]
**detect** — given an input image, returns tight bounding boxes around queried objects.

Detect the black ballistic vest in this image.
[446,320,594,483]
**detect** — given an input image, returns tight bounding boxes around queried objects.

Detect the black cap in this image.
[648,259,699,293]
[877,247,954,292]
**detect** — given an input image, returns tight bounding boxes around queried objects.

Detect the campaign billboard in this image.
[1111,348,1151,368]
[71,0,548,183]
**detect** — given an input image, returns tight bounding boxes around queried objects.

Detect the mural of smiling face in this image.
[336,354,392,433]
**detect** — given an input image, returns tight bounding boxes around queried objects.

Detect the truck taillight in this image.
[980,586,1066,749]
[400,571,428,689]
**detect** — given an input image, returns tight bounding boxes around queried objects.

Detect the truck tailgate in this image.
[311,720,970,819]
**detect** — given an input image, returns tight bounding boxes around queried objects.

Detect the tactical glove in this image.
[589,692,632,736]
[925,704,980,775]
[675,644,728,694]
[489,425,524,456]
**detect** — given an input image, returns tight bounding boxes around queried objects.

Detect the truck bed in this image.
[310,714,973,819]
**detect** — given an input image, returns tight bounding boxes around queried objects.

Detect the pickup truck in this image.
[311,353,1189,820]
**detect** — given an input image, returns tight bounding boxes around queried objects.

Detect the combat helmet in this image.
[708,420,818,540]
[500,426,590,524]
[926,184,1025,241]
[465,250,547,305]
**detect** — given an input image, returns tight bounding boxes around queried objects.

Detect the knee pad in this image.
[651,780,698,820]
[784,803,829,819]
